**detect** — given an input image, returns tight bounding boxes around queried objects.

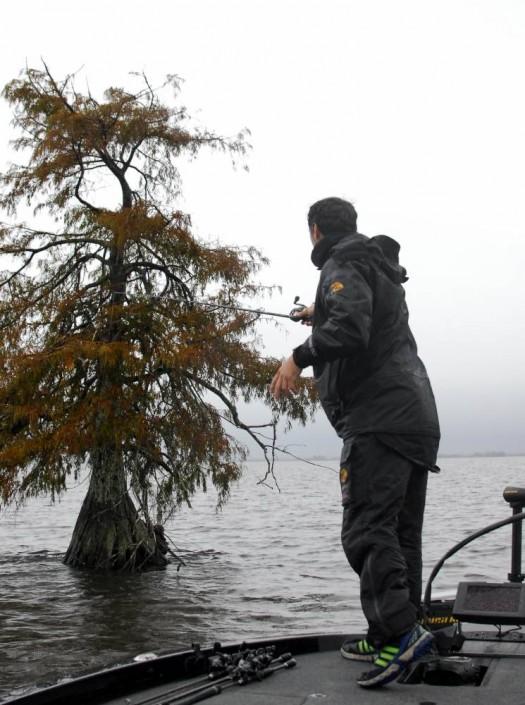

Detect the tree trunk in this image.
[64,446,168,571]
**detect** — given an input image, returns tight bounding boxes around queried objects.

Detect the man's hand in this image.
[270,355,302,399]
[292,303,314,326]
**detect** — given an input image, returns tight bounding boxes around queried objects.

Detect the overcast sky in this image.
[1,0,524,456]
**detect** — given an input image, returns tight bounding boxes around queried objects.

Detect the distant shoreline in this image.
[438,452,525,459]
[301,452,525,462]
[246,452,525,463]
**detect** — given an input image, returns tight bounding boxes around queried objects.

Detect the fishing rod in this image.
[191,296,307,321]
[134,646,294,705]
[113,291,311,322]
[173,659,297,705]
[167,655,297,705]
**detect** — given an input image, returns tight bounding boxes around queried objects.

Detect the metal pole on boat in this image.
[423,508,525,609]
[503,486,525,583]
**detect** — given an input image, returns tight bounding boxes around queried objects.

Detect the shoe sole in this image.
[340,646,377,662]
[356,631,434,688]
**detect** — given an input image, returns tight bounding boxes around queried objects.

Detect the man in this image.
[270,197,440,688]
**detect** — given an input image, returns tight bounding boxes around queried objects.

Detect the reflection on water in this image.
[0,456,524,698]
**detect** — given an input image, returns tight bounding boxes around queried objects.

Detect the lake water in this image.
[1,455,524,699]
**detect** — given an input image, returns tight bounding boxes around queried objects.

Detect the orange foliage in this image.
[0,65,317,518]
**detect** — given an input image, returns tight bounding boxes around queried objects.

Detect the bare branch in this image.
[184,371,279,485]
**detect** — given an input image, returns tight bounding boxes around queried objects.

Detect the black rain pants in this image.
[340,433,432,647]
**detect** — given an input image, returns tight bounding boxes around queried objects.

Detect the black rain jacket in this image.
[293,233,440,442]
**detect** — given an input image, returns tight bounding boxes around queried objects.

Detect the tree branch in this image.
[183,371,279,486]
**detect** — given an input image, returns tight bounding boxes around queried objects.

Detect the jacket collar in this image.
[311,232,356,269]
[310,232,408,283]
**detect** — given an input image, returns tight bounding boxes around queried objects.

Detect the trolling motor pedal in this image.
[400,656,486,687]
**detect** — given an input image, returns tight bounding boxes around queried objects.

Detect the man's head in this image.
[307,197,358,245]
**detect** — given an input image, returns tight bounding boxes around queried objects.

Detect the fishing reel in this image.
[289,295,312,323]
[201,643,294,686]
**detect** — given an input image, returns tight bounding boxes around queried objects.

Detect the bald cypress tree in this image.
[0,66,315,571]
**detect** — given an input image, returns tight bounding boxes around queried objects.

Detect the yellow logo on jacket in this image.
[329,281,345,294]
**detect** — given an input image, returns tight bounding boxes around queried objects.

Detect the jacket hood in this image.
[311,232,408,284]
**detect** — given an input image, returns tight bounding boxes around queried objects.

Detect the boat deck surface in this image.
[101,633,525,705]
[8,631,525,705]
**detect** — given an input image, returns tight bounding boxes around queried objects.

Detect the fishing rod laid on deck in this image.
[173,658,297,705]
[133,645,296,705]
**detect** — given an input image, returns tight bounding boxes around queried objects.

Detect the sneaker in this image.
[356,624,434,688]
[340,638,378,662]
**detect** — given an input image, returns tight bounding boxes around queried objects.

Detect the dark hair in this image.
[307,197,357,238]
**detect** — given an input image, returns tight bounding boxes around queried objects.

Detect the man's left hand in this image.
[270,355,302,399]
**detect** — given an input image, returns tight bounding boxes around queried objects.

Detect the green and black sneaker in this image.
[356,624,434,688]
[340,637,378,662]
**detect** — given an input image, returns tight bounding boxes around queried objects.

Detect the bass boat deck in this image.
[6,628,525,705]
[5,484,525,705]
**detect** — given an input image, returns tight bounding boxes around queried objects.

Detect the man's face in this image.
[309,223,322,247]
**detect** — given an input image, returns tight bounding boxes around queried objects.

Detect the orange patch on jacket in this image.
[329,281,345,294]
